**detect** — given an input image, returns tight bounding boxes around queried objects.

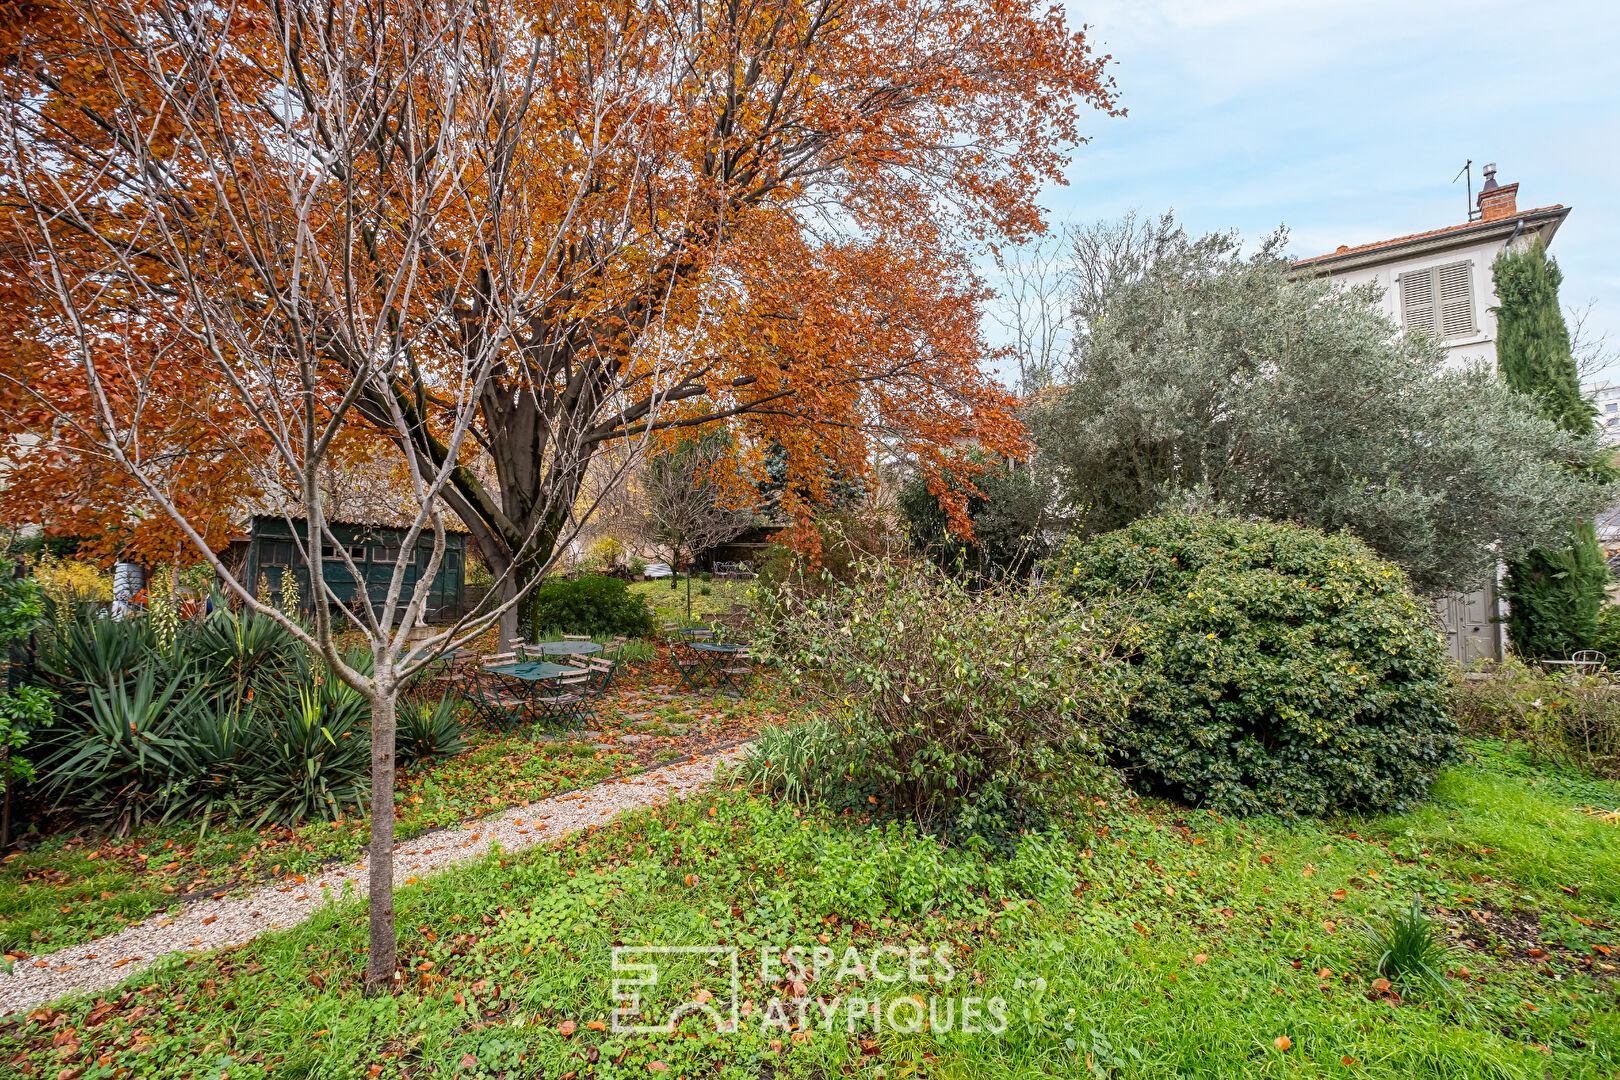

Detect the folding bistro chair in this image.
[1571,650,1606,676]
[532,672,591,729]
[669,641,703,691]
[716,648,754,695]
[587,657,617,694]
[562,634,592,642]
[470,655,530,732]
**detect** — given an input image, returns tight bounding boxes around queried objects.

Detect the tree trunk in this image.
[365,688,398,995]
[497,574,520,648]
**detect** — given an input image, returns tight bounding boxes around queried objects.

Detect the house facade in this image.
[1293,165,1569,369]
[1293,165,1572,666]
[1586,380,1620,444]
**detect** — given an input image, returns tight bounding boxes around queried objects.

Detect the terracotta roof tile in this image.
[1293,206,1566,267]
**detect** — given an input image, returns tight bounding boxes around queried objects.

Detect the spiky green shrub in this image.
[398,693,467,767]
[1056,513,1459,817]
[31,608,379,827]
[37,667,212,831]
[237,677,370,826]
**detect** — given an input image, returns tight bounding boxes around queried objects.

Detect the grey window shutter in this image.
[1400,268,1436,335]
[1437,261,1476,339]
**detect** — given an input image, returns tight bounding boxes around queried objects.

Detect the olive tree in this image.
[1029,220,1616,596]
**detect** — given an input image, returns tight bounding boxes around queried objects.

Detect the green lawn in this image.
[629,576,753,624]
[3,741,1614,1078]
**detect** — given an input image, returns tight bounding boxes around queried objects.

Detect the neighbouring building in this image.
[1585,380,1620,443]
[1293,164,1573,666]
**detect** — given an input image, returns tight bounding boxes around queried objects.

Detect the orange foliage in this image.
[0,0,1120,574]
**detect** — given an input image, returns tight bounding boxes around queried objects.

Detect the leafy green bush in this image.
[527,575,654,639]
[0,577,52,800]
[1056,513,1458,817]
[750,556,1117,841]
[1451,656,1620,778]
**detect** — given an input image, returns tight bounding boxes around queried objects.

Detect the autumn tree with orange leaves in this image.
[0,0,1118,989]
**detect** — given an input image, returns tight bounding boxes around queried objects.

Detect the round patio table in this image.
[478,661,588,728]
[530,640,603,656]
[487,661,576,680]
[687,641,748,691]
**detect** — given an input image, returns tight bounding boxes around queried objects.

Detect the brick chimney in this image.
[1476,162,1519,222]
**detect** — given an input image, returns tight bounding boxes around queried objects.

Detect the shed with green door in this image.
[237,516,468,622]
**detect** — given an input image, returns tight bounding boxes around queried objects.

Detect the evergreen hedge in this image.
[528,575,654,638]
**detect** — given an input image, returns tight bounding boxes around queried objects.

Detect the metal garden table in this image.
[479,661,582,727]
[529,640,604,657]
[688,641,749,692]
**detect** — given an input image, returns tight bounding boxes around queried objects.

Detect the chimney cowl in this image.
[1480,162,1499,192]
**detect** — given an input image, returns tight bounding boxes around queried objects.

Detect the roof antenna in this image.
[1453,160,1479,222]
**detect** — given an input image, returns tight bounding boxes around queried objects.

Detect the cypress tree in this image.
[1494,241,1610,658]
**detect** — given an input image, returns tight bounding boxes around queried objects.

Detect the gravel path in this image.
[0,747,748,1014]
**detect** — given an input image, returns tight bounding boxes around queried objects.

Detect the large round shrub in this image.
[1057,514,1458,817]
[528,574,654,638]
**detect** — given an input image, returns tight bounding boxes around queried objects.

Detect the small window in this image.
[444,551,461,572]
[1606,403,1617,413]
[320,544,367,562]
[1400,261,1476,340]
[260,541,293,567]
[371,545,402,564]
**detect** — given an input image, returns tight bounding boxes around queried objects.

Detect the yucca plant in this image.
[37,616,166,703]
[188,605,307,721]
[37,667,211,833]
[237,677,370,827]
[398,693,467,767]
[1361,896,1461,991]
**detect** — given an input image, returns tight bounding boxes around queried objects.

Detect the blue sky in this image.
[1008,0,1620,378]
